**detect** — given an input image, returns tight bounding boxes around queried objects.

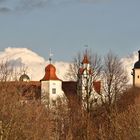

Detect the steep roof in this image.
[82,54,90,64]
[93,81,101,94]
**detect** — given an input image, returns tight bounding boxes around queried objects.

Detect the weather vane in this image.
[49,48,53,64]
[84,44,88,49]
[84,44,88,54]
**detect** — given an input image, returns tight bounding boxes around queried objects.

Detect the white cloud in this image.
[0,47,70,81]
[121,51,139,84]
[0,47,138,84]
[0,0,111,14]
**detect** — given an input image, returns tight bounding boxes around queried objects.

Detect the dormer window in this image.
[52,88,56,94]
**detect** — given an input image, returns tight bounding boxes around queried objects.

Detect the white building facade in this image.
[41,63,65,106]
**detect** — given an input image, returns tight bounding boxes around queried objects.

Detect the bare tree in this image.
[0,60,14,81]
[0,60,28,82]
[102,51,128,108]
[65,50,102,81]
[98,51,128,139]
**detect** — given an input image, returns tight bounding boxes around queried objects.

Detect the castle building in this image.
[18,52,101,106]
[40,63,65,106]
[132,50,140,87]
[77,51,101,109]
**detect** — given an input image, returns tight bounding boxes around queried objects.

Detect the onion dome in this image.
[134,50,140,68]
[41,64,61,81]
[19,73,30,82]
[82,54,90,64]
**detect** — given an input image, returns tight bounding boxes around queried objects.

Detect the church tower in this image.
[41,60,64,106]
[78,50,93,98]
[132,50,140,87]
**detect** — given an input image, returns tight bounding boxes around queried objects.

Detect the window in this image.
[52,88,56,94]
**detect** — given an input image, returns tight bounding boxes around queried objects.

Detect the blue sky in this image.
[0,0,140,61]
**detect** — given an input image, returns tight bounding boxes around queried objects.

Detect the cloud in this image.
[0,47,137,84]
[17,0,50,11]
[121,51,139,84]
[0,0,6,2]
[80,0,110,2]
[0,7,11,13]
[0,0,111,14]
[0,47,70,81]
[0,0,50,14]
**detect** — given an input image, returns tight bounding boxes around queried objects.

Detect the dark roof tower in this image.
[134,50,140,68]
[19,73,30,82]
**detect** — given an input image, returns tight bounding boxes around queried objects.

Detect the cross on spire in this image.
[49,48,53,64]
[82,45,89,64]
[84,44,88,53]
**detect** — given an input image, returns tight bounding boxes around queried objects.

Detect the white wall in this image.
[134,69,140,87]
[41,80,65,105]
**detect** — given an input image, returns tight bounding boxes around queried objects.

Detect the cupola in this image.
[19,73,30,82]
[41,64,61,81]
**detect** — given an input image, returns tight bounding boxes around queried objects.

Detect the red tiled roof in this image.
[78,68,93,75]
[93,81,101,94]
[62,81,77,97]
[79,68,84,75]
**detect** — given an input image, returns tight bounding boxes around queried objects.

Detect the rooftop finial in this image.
[49,48,53,64]
[84,45,88,54]
[82,45,89,64]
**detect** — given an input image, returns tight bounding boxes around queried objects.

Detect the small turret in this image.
[132,50,140,87]
[41,56,64,106]
[134,50,140,68]
[19,73,30,82]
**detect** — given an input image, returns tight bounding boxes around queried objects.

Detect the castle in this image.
[18,51,101,106]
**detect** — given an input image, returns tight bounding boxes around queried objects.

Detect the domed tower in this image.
[19,73,30,82]
[40,62,64,106]
[132,50,140,87]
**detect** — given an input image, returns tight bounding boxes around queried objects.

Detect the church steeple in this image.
[81,49,91,71]
[82,49,89,64]
[82,48,90,64]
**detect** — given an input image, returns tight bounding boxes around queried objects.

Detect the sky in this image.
[0,47,137,83]
[0,0,140,61]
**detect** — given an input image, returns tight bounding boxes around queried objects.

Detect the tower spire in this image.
[84,44,88,54]
[49,48,53,64]
[82,45,89,64]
